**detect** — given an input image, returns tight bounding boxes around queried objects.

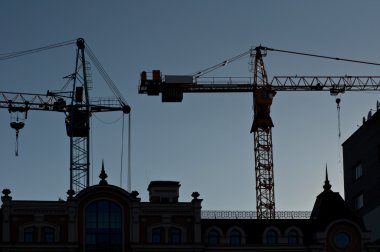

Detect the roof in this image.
[147,181,180,191]
[310,171,366,230]
[342,109,380,146]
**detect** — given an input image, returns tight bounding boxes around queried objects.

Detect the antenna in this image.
[368,110,372,120]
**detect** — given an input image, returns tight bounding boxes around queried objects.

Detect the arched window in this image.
[42,226,55,243]
[229,229,241,245]
[24,226,37,242]
[152,227,164,244]
[207,229,220,245]
[288,229,299,244]
[169,227,181,244]
[85,200,122,252]
[266,229,278,244]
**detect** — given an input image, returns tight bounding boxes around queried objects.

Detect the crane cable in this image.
[120,114,125,188]
[193,50,251,78]
[127,112,131,192]
[84,43,130,109]
[336,97,343,173]
[336,98,341,139]
[119,112,132,192]
[93,113,124,124]
[264,47,380,67]
[14,128,20,157]
[192,46,380,79]
[0,40,76,61]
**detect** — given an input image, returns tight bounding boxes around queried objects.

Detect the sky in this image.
[1,1,380,212]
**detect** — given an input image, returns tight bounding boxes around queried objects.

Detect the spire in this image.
[323,163,332,191]
[99,160,108,185]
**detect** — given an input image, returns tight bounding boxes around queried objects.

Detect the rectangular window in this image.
[152,228,163,244]
[169,227,181,244]
[354,163,363,180]
[355,193,364,210]
[42,227,55,243]
[24,227,36,242]
[85,200,122,252]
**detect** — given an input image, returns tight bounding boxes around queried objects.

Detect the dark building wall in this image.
[325,221,362,252]
[76,184,136,252]
[343,111,380,215]
[0,178,377,250]
[201,219,313,245]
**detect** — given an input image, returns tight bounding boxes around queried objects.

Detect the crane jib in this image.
[139,75,380,96]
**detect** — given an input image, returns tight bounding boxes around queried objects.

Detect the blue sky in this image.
[1,1,380,211]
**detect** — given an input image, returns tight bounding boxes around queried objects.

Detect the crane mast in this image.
[251,47,276,219]
[1,38,130,195]
[68,38,91,193]
[138,46,380,219]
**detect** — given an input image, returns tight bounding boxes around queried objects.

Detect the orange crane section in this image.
[139,46,380,219]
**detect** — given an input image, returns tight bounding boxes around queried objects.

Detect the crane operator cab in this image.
[251,87,276,133]
[65,107,89,137]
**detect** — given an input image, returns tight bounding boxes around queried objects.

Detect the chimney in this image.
[147,181,180,203]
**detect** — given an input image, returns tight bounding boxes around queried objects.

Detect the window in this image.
[287,230,299,244]
[334,231,351,249]
[354,163,363,180]
[354,193,364,210]
[266,230,278,244]
[85,200,122,252]
[42,227,55,243]
[229,229,241,245]
[24,227,37,242]
[207,229,220,245]
[152,227,164,244]
[169,227,181,244]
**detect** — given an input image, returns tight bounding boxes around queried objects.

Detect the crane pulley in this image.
[138,46,380,219]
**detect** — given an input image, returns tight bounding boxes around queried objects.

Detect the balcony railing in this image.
[201,210,311,219]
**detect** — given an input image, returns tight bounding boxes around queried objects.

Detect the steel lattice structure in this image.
[251,47,276,219]
[138,46,380,219]
[1,38,130,195]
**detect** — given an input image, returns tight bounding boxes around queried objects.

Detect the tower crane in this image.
[0,38,131,195]
[138,46,380,219]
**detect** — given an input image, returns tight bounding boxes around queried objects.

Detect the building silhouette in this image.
[343,108,380,242]
[1,162,378,251]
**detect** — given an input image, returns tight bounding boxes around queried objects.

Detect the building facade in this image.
[0,165,378,251]
[343,109,380,242]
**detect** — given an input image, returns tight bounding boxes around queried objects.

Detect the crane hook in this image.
[336,97,341,138]
[10,121,24,156]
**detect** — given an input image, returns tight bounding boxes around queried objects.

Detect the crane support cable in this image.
[84,43,130,109]
[120,113,125,188]
[264,47,380,67]
[127,112,131,192]
[119,112,132,192]
[191,46,380,80]
[193,50,251,78]
[0,40,76,61]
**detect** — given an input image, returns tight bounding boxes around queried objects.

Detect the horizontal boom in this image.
[139,71,380,102]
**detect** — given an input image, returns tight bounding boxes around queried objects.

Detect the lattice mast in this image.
[250,47,276,219]
[67,38,91,193]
